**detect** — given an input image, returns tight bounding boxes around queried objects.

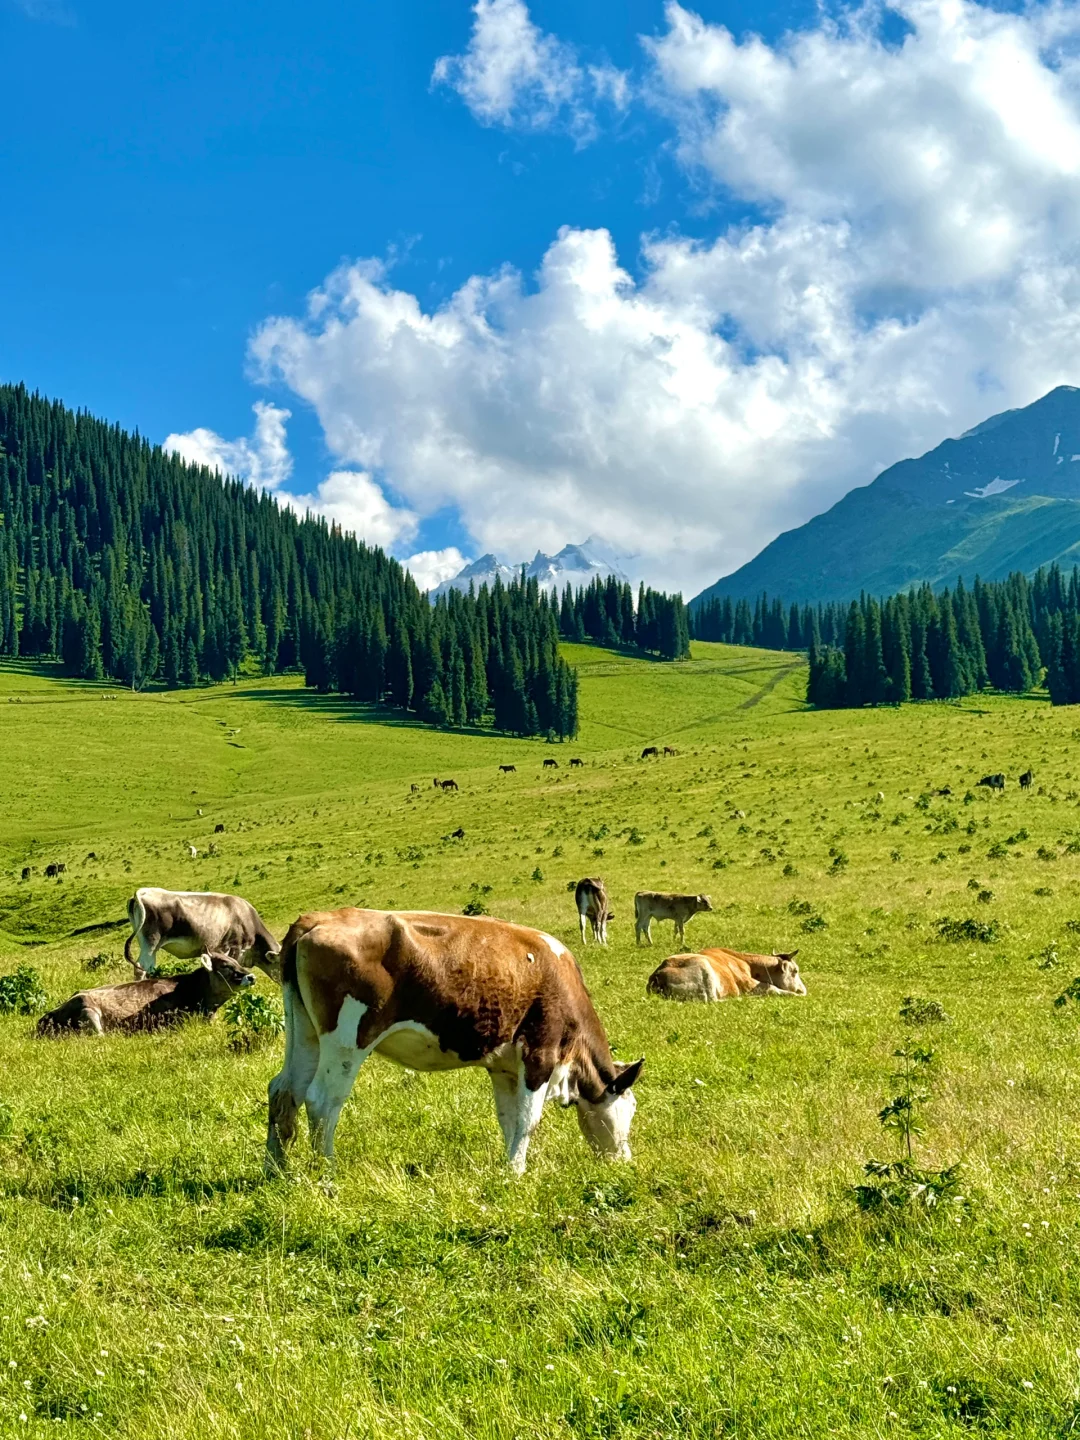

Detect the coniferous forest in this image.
[0,384,692,737]
[693,570,1080,708]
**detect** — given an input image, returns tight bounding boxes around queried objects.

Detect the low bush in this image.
[0,964,48,1015]
[224,991,284,1053]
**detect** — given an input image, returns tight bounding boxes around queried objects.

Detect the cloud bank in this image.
[174,0,1080,594]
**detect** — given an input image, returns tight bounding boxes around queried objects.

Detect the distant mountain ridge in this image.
[693,386,1080,608]
[431,536,634,599]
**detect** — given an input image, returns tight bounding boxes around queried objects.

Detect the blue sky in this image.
[5,0,1080,593]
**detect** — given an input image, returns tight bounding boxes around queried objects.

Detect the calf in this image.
[569,758,584,768]
[647,948,805,1002]
[575,877,612,945]
[663,746,678,757]
[635,890,713,946]
[37,953,254,1035]
[1019,768,1034,790]
[499,764,517,773]
[214,823,226,834]
[977,773,1006,792]
[20,867,30,882]
[265,908,644,1176]
[124,887,280,977]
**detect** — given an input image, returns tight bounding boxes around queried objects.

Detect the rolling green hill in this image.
[4,645,1080,1435]
[695,385,1080,606]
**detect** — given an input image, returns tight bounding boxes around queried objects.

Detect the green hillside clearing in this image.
[2,644,1080,1437]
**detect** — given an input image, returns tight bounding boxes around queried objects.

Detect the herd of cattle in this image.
[29,879,805,1174]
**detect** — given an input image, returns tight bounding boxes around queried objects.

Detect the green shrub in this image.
[224,991,284,1053]
[0,965,48,1015]
[934,916,999,944]
[462,898,490,916]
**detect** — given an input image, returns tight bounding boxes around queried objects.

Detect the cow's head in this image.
[202,952,256,1000]
[242,932,282,980]
[575,1058,644,1161]
[770,951,806,995]
[697,895,714,913]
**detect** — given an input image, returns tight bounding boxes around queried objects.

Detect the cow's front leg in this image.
[507,1078,549,1175]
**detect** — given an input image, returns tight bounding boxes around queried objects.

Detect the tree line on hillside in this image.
[695,568,1080,708]
[0,384,690,736]
[557,576,691,660]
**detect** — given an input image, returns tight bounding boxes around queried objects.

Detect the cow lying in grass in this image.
[646,948,806,1002]
[37,953,254,1035]
[266,907,644,1176]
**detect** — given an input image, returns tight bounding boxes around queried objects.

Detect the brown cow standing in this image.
[634,891,713,945]
[37,953,254,1034]
[265,908,644,1176]
[575,877,612,945]
[647,948,806,1002]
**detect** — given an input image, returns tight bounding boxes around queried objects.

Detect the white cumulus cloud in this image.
[404,547,470,592]
[287,470,419,550]
[432,0,628,136]
[164,402,294,491]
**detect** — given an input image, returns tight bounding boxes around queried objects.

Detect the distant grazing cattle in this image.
[265,908,644,1176]
[410,784,419,793]
[450,827,466,840]
[20,867,30,882]
[978,773,1006,792]
[1020,768,1034,790]
[214,823,225,834]
[569,758,584,768]
[196,808,203,817]
[932,786,952,797]
[641,747,659,760]
[124,887,280,978]
[499,764,516,774]
[37,952,254,1036]
[647,948,806,1002]
[575,877,612,946]
[187,845,198,859]
[440,778,459,791]
[634,891,713,946]
[543,758,559,769]
[875,790,885,803]
[45,862,65,878]
[433,778,441,789]
[663,746,678,757]
[85,852,96,861]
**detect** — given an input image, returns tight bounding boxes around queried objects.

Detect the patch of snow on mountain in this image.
[964,477,1023,499]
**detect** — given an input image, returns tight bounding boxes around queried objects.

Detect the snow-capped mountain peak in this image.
[429,537,636,599]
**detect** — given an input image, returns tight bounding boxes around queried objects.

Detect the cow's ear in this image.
[609,1057,644,1095]
[200,953,213,971]
[778,950,799,962]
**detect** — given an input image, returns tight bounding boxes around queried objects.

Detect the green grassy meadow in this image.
[4,642,1080,1437]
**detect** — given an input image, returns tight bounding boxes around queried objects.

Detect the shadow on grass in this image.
[2,1169,260,1208]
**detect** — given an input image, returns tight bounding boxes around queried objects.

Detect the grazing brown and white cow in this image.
[634,891,713,946]
[37,953,254,1035]
[265,908,644,1177]
[575,877,612,945]
[124,887,279,977]
[647,948,806,1002]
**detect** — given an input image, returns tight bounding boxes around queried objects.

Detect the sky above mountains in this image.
[6,0,1080,593]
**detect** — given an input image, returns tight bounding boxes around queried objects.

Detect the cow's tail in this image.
[124,892,144,969]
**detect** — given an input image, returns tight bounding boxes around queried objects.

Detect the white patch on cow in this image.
[576,1087,636,1162]
[509,1069,548,1175]
[538,931,569,960]
[373,1020,466,1072]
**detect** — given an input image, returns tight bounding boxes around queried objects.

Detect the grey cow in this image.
[124,887,279,977]
[37,953,254,1035]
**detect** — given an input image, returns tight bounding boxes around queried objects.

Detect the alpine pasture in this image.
[2,640,1080,1438]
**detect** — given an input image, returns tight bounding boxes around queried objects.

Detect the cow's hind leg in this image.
[265,987,319,1175]
[304,999,370,1171]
